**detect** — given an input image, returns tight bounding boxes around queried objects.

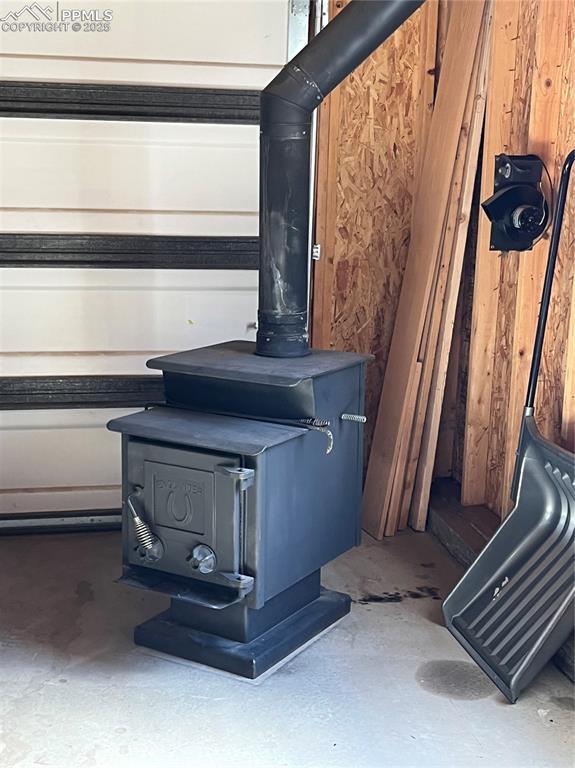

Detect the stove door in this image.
[125,439,250,586]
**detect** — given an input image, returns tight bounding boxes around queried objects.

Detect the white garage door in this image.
[0,0,310,523]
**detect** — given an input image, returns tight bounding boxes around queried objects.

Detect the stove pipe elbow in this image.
[256,0,425,358]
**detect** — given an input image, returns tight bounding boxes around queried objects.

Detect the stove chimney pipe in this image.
[256,0,425,357]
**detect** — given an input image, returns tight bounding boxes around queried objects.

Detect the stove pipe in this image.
[256,0,425,358]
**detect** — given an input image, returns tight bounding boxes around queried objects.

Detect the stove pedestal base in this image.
[134,587,351,679]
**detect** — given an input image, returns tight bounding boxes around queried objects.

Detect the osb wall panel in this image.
[312,1,436,455]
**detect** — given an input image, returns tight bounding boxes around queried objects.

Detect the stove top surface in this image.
[147,341,371,387]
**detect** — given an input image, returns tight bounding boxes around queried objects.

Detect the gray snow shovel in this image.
[443,149,575,704]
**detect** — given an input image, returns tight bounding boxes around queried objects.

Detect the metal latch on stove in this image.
[216,466,255,491]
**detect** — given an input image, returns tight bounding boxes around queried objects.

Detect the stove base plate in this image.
[134,587,351,679]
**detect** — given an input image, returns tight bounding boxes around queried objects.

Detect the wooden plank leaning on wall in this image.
[389,0,492,534]
[396,45,480,531]
[408,3,493,531]
[363,0,486,539]
[462,0,575,517]
[312,0,438,459]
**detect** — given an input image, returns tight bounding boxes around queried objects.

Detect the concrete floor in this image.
[0,530,573,768]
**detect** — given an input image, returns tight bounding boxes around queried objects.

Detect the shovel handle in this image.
[525,149,575,408]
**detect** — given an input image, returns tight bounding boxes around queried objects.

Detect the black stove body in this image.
[108,341,370,677]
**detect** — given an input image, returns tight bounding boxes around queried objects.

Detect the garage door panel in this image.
[0,210,258,237]
[0,268,258,353]
[0,56,279,89]
[0,409,130,490]
[0,0,291,88]
[0,119,258,217]
[0,353,165,377]
[0,1,288,66]
[0,486,121,514]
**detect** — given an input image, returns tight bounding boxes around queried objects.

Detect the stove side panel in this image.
[259,364,366,601]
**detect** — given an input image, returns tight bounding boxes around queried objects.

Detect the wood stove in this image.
[107,0,423,676]
[108,341,369,677]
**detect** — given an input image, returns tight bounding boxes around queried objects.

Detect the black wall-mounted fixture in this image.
[482,154,550,252]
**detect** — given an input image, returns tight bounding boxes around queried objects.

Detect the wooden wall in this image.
[462,0,575,517]
[312,0,573,521]
[312,0,438,454]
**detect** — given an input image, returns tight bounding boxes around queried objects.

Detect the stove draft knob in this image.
[188,544,217,574]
